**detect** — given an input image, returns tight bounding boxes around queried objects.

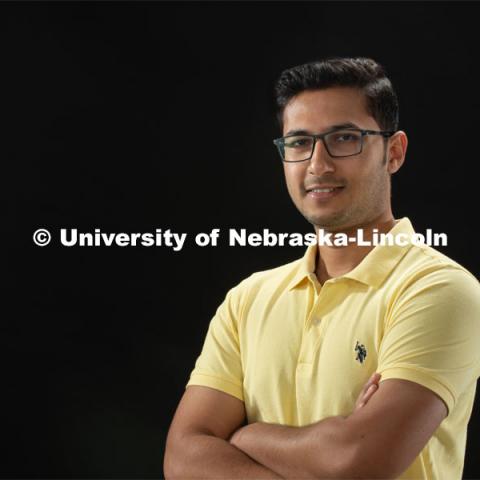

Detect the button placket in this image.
[298,280,328,364]
[301,279,346,365]
[309,281,348,360]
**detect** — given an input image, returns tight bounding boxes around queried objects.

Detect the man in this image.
[164,57,480,479]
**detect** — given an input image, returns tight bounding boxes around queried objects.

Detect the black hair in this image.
[274,57,399,132]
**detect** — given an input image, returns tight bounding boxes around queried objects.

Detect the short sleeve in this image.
[377,267,480,416]
[186,284,245,402]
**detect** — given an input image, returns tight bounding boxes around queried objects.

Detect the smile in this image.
[306,186,344,199]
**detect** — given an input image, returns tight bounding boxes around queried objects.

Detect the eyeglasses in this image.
[273,127,395,162]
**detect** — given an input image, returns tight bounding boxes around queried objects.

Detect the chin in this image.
[305,213,347,230]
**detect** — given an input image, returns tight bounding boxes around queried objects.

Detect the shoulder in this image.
[394,242,479,296]
[386,243,480,337]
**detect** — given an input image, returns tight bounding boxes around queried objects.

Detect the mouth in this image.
[305,186,345,200]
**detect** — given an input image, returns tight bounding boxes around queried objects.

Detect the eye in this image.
[284,136,313,148]
[332,132,360,143]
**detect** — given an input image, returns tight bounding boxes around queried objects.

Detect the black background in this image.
[4,1,480,478]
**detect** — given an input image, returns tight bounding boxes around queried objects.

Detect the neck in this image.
[314,213,396,285]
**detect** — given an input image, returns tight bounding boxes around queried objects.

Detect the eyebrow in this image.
[285,122,360,136]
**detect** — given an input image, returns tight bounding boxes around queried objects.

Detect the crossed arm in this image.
[164,374,447,479]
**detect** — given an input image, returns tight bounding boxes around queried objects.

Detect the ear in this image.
[387,131,408,174]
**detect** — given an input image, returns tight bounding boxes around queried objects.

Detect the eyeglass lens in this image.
[282,130,363,161]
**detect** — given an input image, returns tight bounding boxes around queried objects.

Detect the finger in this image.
[361,372,381,395]
[359,375,381,405]
[355,385,379,411]
[354,373,382,411]
[362,383,379,404]
[360,377,373,396]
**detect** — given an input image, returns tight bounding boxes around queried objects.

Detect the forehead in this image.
[282,87,379,134]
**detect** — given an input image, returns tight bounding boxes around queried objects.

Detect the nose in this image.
[308,138,335,175]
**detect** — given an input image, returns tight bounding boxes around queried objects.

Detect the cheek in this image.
[354,162,389,201]
[284,164,304,186]
[347,158,379,186]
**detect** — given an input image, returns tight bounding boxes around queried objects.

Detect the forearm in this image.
[164,432,283,479]
[230,417,355,479]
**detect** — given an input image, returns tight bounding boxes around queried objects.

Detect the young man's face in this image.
[282,87,395,232]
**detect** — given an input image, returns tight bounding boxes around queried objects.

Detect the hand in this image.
[354,372,381,412]
[229,424,249,449]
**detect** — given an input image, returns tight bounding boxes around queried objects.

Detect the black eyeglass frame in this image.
[273,127,396,162]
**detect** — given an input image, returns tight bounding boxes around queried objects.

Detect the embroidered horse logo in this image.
[355,341,367,364]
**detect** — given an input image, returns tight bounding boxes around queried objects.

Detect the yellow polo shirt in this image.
[186,217,480,479]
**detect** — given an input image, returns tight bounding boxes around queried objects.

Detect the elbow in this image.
[163,433,188,480]
[164,430,212,479]
[163,444,179,480]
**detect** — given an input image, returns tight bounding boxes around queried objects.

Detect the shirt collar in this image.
[287,217,416,291]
